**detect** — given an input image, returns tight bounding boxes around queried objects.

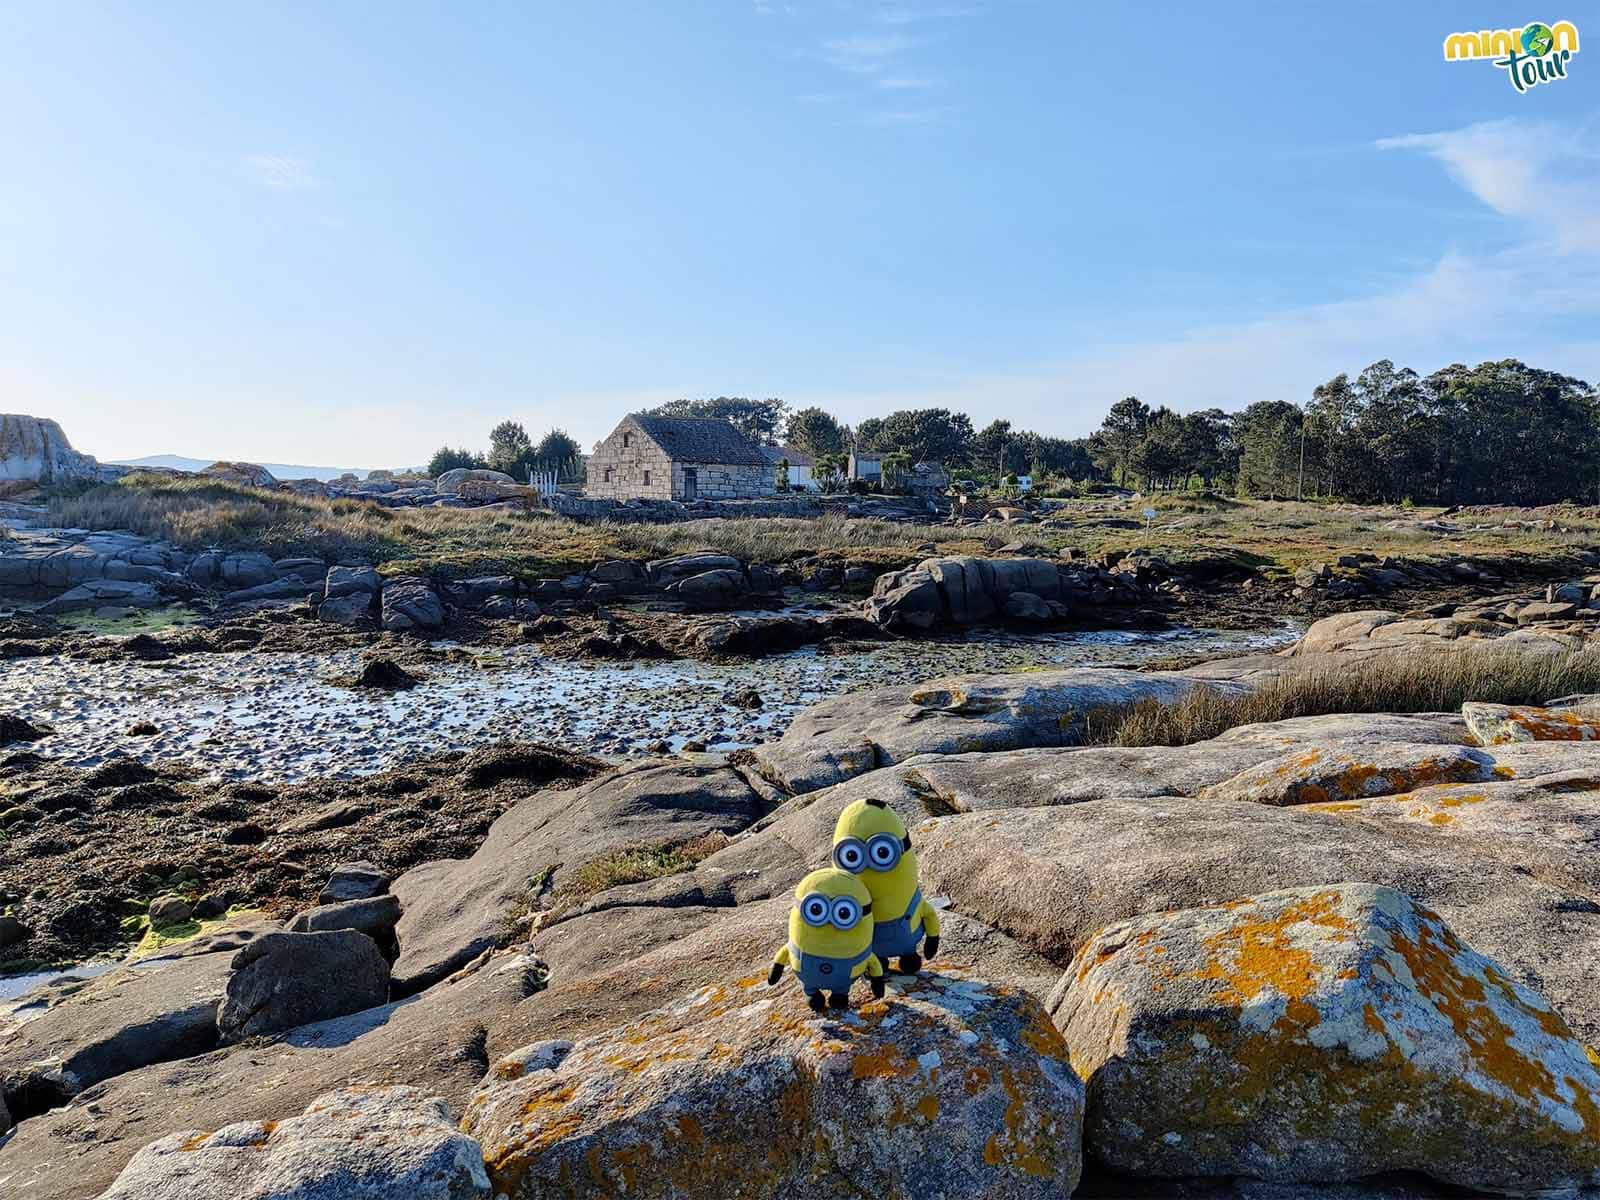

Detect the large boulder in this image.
[864,567,942,631]
[646,552,743,587]
[866,556,1067,630]
[218,551,277,589]
[436,467,516,495]
[463,970,1085,1200]
[381,576,445,632]
[216,930,390,1041]
[325,563,382,598]
[914,787,1600,1047]
[0,414,99,483]
[1054,883,1600,1193]
[318,592,378,626]
[320,563,381,625]
[202,461,277,488]
[666,567,750,608]
[94,1086,490,1200]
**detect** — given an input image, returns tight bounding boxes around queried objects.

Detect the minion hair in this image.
[864,798,888,809]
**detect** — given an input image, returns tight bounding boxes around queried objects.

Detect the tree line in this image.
[427,422,581,481]
[784,358,1599,505]
[427,358,1598,505]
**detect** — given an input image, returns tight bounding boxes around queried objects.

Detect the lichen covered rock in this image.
[1053,883,1600,1193]
[1464,701,1600,745]
[464,969,1084,1200]
[95,1086,489,1199]
[1198,742,1502,806]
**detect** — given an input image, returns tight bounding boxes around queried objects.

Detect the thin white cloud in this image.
[876,76,936,90]
[866,106,953,126]
[874,4,982,24]
[1377,119,1600,252]
[240,154,317,191]
[821,33,916,74]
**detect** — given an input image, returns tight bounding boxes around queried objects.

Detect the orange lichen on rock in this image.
[466,971,1085,1200]
[1201,744,1498,807]
[1055,883,1600,1193]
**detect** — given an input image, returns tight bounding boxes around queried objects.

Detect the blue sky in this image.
[1,2,1596,469]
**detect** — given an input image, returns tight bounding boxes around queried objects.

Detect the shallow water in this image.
[0,961,116,1004]
[5,622,1297,784]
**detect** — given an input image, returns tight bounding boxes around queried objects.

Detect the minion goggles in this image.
[831,832,911,874]
[797,892,873,931]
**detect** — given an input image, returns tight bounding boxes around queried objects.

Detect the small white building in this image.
[848,451,882,483]
[761,445,819,491]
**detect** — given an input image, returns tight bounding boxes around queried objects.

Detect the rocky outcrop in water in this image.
[15,613,1600,1197]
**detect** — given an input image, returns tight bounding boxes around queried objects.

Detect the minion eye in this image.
[830,897,861,929]
[868,835,900,868]
[800,895,830,926]
[833,840,866,873]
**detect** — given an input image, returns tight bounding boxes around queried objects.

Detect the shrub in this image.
[1088,646,1600,748]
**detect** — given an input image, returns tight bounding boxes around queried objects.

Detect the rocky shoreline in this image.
[4,608,1600,1196]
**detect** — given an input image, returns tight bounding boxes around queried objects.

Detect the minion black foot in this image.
[807,991,827,1013]
[828,991,850,1010]
[896,954,922,975]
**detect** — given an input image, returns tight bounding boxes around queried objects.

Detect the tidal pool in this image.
[4,622,1297,784]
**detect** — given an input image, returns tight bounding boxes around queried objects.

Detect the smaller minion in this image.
[768,867,886,1012]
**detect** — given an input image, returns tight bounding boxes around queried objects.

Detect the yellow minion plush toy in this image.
[831,798,940,973]
[768,867,886,1012]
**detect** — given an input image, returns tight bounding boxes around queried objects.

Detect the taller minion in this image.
[831,798,940,974]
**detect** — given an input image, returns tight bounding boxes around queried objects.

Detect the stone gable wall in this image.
[586,419,675,500]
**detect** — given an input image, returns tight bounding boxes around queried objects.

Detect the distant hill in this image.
[110,455,378,482]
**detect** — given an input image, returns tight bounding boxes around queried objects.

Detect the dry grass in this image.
[44,474,981,576]
[35,473,1600,580]
[1089,646,1600,748]
[541,832,732,922]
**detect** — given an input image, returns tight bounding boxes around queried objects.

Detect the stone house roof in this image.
[627,415,769,467]
[760,444,816,467]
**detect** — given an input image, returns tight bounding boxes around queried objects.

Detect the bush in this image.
[427,446,487,476]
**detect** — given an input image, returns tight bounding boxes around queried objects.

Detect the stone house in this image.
[586,415,776,501]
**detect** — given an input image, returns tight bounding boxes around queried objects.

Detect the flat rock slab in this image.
[465,969,1084,1200]
[0,949,233,1120]
[1054,884,1600,1194]
[0,949,545,1200]
[753,667,1246,794]
[96,1086,490,1200]
[392,762,765,995]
